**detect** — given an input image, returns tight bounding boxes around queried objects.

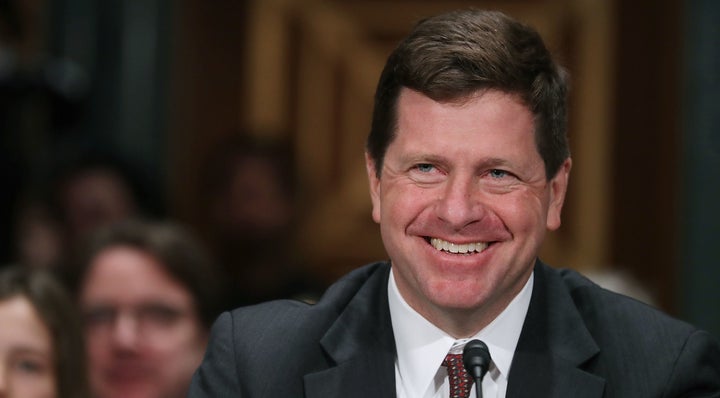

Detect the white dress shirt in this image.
[389,269,533,398]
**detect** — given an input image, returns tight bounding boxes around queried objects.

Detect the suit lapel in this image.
[301,260,606,397]
[507,261,605,398]
[304,263,397,398]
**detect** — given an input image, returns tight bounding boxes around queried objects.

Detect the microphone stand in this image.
[463,340,492,398]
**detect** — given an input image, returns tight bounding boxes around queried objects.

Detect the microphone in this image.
[463,339,492,398]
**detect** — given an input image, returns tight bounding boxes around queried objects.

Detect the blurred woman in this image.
[0,265,88,398]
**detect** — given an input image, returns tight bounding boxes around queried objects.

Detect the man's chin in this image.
[422,291,489,315]
[97,381,160,398]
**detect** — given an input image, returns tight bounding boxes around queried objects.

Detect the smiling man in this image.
[368,88,569,342]
[189,9,720,398]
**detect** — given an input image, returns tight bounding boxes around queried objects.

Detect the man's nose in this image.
[111,313,141,349]
[435,174,485,229]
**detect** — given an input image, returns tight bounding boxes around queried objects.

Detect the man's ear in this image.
[365,152,381,223]
[547,157,572,231]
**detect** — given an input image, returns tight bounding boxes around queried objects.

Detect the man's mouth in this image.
[428,237,490,254]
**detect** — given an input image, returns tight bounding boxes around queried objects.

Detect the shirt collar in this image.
[388,268,533,397]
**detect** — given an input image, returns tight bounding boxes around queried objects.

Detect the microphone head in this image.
[463,339,492,380]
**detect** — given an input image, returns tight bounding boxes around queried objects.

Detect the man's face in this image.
[80,246,207,398]
[366,89,570,335]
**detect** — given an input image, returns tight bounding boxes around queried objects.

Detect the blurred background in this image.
[1,0,718,337]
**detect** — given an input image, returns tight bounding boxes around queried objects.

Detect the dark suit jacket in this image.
[188,261,720,397]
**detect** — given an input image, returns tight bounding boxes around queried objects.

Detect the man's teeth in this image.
[430,238,488,254]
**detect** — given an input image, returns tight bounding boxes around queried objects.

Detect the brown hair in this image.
[0,265,89,398]
[367,9,570,179]
[73,219,225,329]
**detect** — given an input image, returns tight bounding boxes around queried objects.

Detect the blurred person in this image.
[201,134,321,306]
[10,148,158,274]
[12,198,63,270]
[71,219,223,398]
[50,150,146,249]
[0,265,88,398]
[190,9,720,397]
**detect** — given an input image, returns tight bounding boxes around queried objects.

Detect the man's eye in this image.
[415,163,435,173]
[489,169,508,178]
[138,305,184,327]
[84,308,116,326]
[14,358,47,374]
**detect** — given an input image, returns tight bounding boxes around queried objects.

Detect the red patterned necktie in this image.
[443,353,474,398]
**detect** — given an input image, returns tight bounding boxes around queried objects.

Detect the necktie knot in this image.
[443,353,474,398]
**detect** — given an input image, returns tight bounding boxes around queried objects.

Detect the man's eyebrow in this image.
[396,153,449,165]
[10,346,52,357]
[476,157,513,169]
[399,154,513,169]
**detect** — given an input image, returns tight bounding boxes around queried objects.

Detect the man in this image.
[189,9,720,397]
[75,220,224,398]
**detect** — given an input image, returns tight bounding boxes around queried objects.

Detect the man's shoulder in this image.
[536,263,720,394]
[191,262,395,396]
[225,261,391,339]
[545,264,697,342]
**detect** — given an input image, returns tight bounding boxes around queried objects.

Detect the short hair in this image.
[367,9,570,179]
[0,265,89,398]
[73,219,224,329]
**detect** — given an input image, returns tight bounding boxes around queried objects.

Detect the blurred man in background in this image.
[73,220,222,398]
